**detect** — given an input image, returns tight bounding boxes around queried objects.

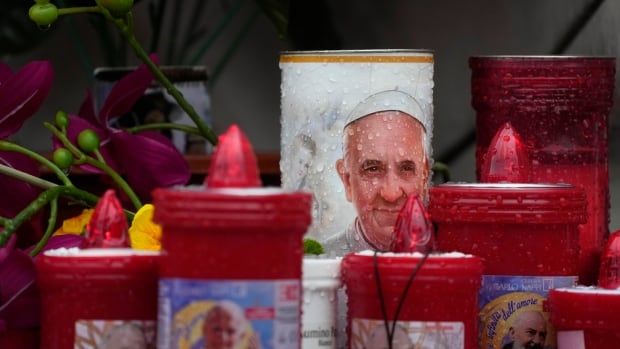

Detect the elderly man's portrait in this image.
[323,90,430,255]
[202,301,260,349]
[502,311,548,349]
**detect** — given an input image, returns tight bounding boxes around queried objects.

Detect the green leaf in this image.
[255,0,289,40]
[303,238,324,255]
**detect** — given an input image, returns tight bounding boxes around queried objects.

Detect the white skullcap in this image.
[344,90,429,132]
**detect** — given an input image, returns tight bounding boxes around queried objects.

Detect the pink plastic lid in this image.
[548,288,620,331]
[429,183,587,224]
[153,187,312,229]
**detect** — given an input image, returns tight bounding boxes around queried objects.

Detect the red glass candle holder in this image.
[470,56,616,285]
[36,249,160,349]
[429,183,587,349]
[342,252,483,349]
[548,288,620,348]
[153,188,312,349]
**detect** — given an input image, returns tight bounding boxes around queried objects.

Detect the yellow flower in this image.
[129,204,162,251]
[54,209,94,235]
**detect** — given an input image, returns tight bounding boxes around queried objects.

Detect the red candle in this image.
[470,56,616,285]
[429,183,587,349]
[548,287,620,348]
[36,249,160,349]
[342,252,483,349]
[153,125,312,349]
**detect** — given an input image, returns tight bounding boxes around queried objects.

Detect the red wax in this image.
[470,56,615,285]
[429,183,587,275]
[153,188,311,280]
[36,249,160,349]
[548,288,620,348]
[342,252,483,349]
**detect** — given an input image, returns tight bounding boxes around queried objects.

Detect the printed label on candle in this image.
[157,278,300,349]
[557,330,585,349]
[479,275,577,349]
[302,323,337,348]
[74,319,156,348]
[350,319,464,348]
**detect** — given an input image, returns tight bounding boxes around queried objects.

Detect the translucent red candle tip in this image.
[83,189,129,248]
[480,122,531,183]
[598,230,620,289]
[206,124,262,188]
[390,194,433,253]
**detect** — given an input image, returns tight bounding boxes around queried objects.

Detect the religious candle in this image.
[342,251,483,349]
[470,56,616,285]
[35,190,160,349]
[548,287,620,348]
[153,125,312,349]
[429,183,587,349]
[302,258,341,349]
[279,50,434,246]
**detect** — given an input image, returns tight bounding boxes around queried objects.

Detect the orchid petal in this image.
[0,63,12,84]
[0,238,38,328]
[77,90,100,126]
[0,152,41,218]
[0,235,83,328]
[111,131,190,198]
[0,61,53,139]
[23,234,84,256]
[99,55,159,125]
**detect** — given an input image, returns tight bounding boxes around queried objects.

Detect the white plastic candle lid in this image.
[44,248,160,257]
[303,257,342,280]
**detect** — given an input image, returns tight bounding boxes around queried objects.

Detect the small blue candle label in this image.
[479,275,577,349]
[157,278,300,349]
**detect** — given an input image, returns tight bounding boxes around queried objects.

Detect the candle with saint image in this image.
[154,125,312,349]
[36,190,160,349]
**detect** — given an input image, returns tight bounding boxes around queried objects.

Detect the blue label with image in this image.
[157,278,300,349]
[479,275,577,349]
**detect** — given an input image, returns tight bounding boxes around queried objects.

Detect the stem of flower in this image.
[96,4,218,146]
[126,123,202,136]
[45,122,142,210]
[83,156,142,210]
[0,216,9,227]
[93,149,106,164]
[29,198,58,257]
[58,6,102,16]
[0,140,72,186]
[0,187,61,246]
[0,163,58,190]
[0,163,101,209]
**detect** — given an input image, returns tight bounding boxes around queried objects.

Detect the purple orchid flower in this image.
[0,234,84,332]
[0,61,53,232]
[59,55,190,199]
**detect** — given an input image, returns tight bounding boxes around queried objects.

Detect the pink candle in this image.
[36,249,160,349]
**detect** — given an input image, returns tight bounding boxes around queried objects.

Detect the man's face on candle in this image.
[337,111,428,249]
[203,306,238,349]
[508,311,547,349]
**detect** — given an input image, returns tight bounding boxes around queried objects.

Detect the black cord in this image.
[373,250,431,349]
[373,251,392,347]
